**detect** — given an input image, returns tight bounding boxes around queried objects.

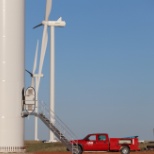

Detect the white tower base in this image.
[0,0,25,152]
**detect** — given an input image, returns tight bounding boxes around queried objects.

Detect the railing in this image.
[22,99,81,153]
[37,101,78,143]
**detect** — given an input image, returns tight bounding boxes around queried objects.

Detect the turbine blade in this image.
[31,40,39,88]
[25,69,33,77]
[45,0,52,21]
[32,40,39,74]
[33,23,43,29]
[37,24,48,91]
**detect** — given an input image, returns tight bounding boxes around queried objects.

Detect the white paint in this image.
[0,0,25,152]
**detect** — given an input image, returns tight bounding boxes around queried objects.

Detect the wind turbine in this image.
[26,40,41,141]
[34,0,66,142]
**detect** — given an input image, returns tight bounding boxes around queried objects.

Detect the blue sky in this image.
[25,0,154,141]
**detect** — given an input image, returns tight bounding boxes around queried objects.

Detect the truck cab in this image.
[80,133,109,151]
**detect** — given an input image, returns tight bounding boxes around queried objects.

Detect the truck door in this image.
[84,134,98,151]
[95,134,109,151]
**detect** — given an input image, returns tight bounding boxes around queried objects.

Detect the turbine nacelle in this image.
[33,74,44,78]
[34,17,66,29]
[42,17,66,27]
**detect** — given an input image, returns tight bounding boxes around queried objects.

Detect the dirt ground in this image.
[29,151,154,154]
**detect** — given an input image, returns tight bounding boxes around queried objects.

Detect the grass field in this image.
[25,141,67,152]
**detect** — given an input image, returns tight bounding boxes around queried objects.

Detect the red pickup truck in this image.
[71,133,140,154]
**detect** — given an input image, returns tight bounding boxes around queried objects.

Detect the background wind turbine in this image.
[34,0,66,142]
[25,40,41,141]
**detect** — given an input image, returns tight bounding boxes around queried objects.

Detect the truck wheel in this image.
[121,146,130,154]
[73,145,82,154]
[77,145,82,154]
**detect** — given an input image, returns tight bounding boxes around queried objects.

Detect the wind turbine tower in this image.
[48,18,66,142]
[0,0,25,152]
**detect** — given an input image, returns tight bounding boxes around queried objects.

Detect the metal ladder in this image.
[22,100,81,154]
